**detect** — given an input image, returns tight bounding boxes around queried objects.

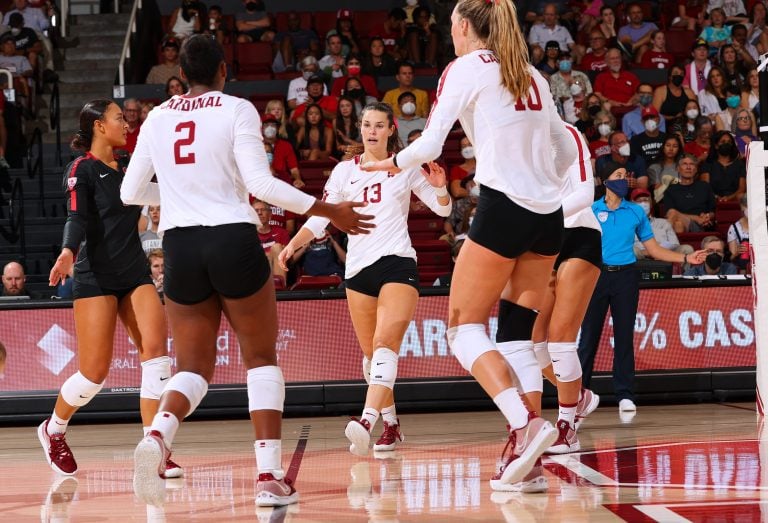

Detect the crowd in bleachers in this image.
[123,0,766,291]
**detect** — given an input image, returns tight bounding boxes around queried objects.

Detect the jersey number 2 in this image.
[174,122,196,164]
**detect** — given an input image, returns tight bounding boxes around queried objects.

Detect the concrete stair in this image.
[47,13,129,143]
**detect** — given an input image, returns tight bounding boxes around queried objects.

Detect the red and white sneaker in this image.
[490,457,548,493]
[164,456,184,479]
[38,418,77,475]
[345,418,371,456]
[133,430,168,506]
[574,388,600,431]
[497,413,557,486]
[255,473,299,507]
[546,419,580,454]
[373,419,404,451]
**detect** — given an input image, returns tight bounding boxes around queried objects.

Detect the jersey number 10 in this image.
[174,121,196,164]
[514,80,543,112]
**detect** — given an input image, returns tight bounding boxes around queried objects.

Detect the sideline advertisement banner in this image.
[0,287,755,394]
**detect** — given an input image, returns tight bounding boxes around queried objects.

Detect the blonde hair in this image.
[148,248,164,263]
[456,0,531,99]
[265,99,290,140]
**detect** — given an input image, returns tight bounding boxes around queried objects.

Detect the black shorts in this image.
[469,186,564,258]
[554,227,603,271]
[345,255,419,297]
[163,223,271,305]
[72,272,153,301]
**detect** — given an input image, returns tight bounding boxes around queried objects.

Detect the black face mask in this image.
[706,252,723,270]
[245,1,261,11]
[671,74,684,87]
[587,104,601,117]
[347,88,364,99]
[717,142,735,157]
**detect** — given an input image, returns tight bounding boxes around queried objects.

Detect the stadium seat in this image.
[408,211,445,241]
[235,42,274,80]
[354,10,388,36]
[678,231,715,248]
[290,274,342,290]
[313,11,338,37]
[666,30,697,62]
[274,11,312,32]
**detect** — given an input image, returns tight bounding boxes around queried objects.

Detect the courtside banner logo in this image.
[0,287,756,392]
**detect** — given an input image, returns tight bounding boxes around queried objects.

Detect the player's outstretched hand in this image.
[330,201,376,235]
[421,161,446,188]
[361,157,401,175]
[687,250,708,265]
[49,249,74,286]
[277,244,294,272]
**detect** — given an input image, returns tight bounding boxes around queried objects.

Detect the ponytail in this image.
[456,0,531,100]
[70,98,113,152]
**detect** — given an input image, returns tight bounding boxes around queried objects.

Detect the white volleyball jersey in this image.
[397,50,577,214]
[303,156,452,279]
[121,91,315,231]
[561,123,601,232]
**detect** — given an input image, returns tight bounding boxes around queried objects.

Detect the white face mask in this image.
[638,201,651,215]
[644,119,658,132]
[401,102,416,115]
[686,109,699,120]
[461,146,474,159]
[469,185,480,197]
[598,123,612,136]
[570,83,583,96]
[406,0,418,5]
[263,125,277,139]
[618,143,631,156]
[302,70,314,81]
[687,123,695,133]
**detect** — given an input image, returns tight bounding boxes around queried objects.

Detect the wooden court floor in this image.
[1,402,766,522]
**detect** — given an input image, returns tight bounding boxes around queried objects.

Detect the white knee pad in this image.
[497,341,543,394]
[548,342,582,382]
[447,324,496,372]
[140,356,172,400]
[164,371,209,418]
[369,348,398,390]
[60,371,104,407]
[362,356,371,385]
[533,341,551,369]
[247,365,285,412]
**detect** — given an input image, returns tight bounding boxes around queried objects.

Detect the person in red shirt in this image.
[683,115,713,162]
[580,30,609,73]
[291,75,339,126]
[638,30,674,68]
[253,200,291,281]
[122,98,141,154]
[448,135,476,198]
[330,54,378,99]
[594,48,640,109]
[262,114,304,188]
[369,8,406,59]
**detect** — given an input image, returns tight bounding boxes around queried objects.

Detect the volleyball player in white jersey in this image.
[362,0,577,489]
[278,102,452,456]
[120,35,373,507]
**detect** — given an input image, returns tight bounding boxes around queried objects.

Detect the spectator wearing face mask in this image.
[683,236,738,275]
[630,106,666,166]
[670,100,702,144]
[549,52,592,105]
[699,130,746,202]
[448,135,476,199]
[589,110,616,162]
[653,65,697,124]
[595,131,649,189]
[714,87,744,131]
[396,91,426,145]
[381,62,430,118]
[622,83,667,140]
[684,115,714,161]
[287,56,328,110]
[330,54,379,100]
[575,94,603,142]
[630,188,693,260]
[261,114,304,189]
[443,175,478,243]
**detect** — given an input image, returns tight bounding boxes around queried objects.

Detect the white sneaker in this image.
[618,399,636,412]
[133,431,168,506]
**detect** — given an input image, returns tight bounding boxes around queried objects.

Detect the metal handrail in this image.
[49,80,62,166]
[117,0,142,87]
[0,179,24,252]
[26,128,45,217]
[60,0,69,37]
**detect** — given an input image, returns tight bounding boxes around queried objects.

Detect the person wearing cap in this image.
[273,10,320,74]
[593,48,640,109]
[527,3,575,65]
[0,32,31,100]
[382,62,430,119]
[7,12,40,70]
[262,113,304,189]
[291,75,338,127]
[145,37,180,85]
[630,187,693,261]
[630,105,666,165]
[235,0,273,44]
[535,40,563,78]
[578,160,706,414]
[286,56,328,110]
[596,131,649,189]
[683,39,713,94]
[622,83,667,140]
[325,8,360,57]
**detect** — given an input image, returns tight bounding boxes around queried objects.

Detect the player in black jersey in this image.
[37,99,182,479]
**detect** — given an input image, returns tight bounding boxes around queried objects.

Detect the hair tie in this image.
[485,0,499,4]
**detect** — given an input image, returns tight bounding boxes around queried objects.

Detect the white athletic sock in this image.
[361,407,379,432]
[48,412,69,435]
[254,439,284,479]
[381,405,397,425]
[558,402,578,426]
[143,426,151,437]
[493,387,530,431]
[150,411,179,449]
